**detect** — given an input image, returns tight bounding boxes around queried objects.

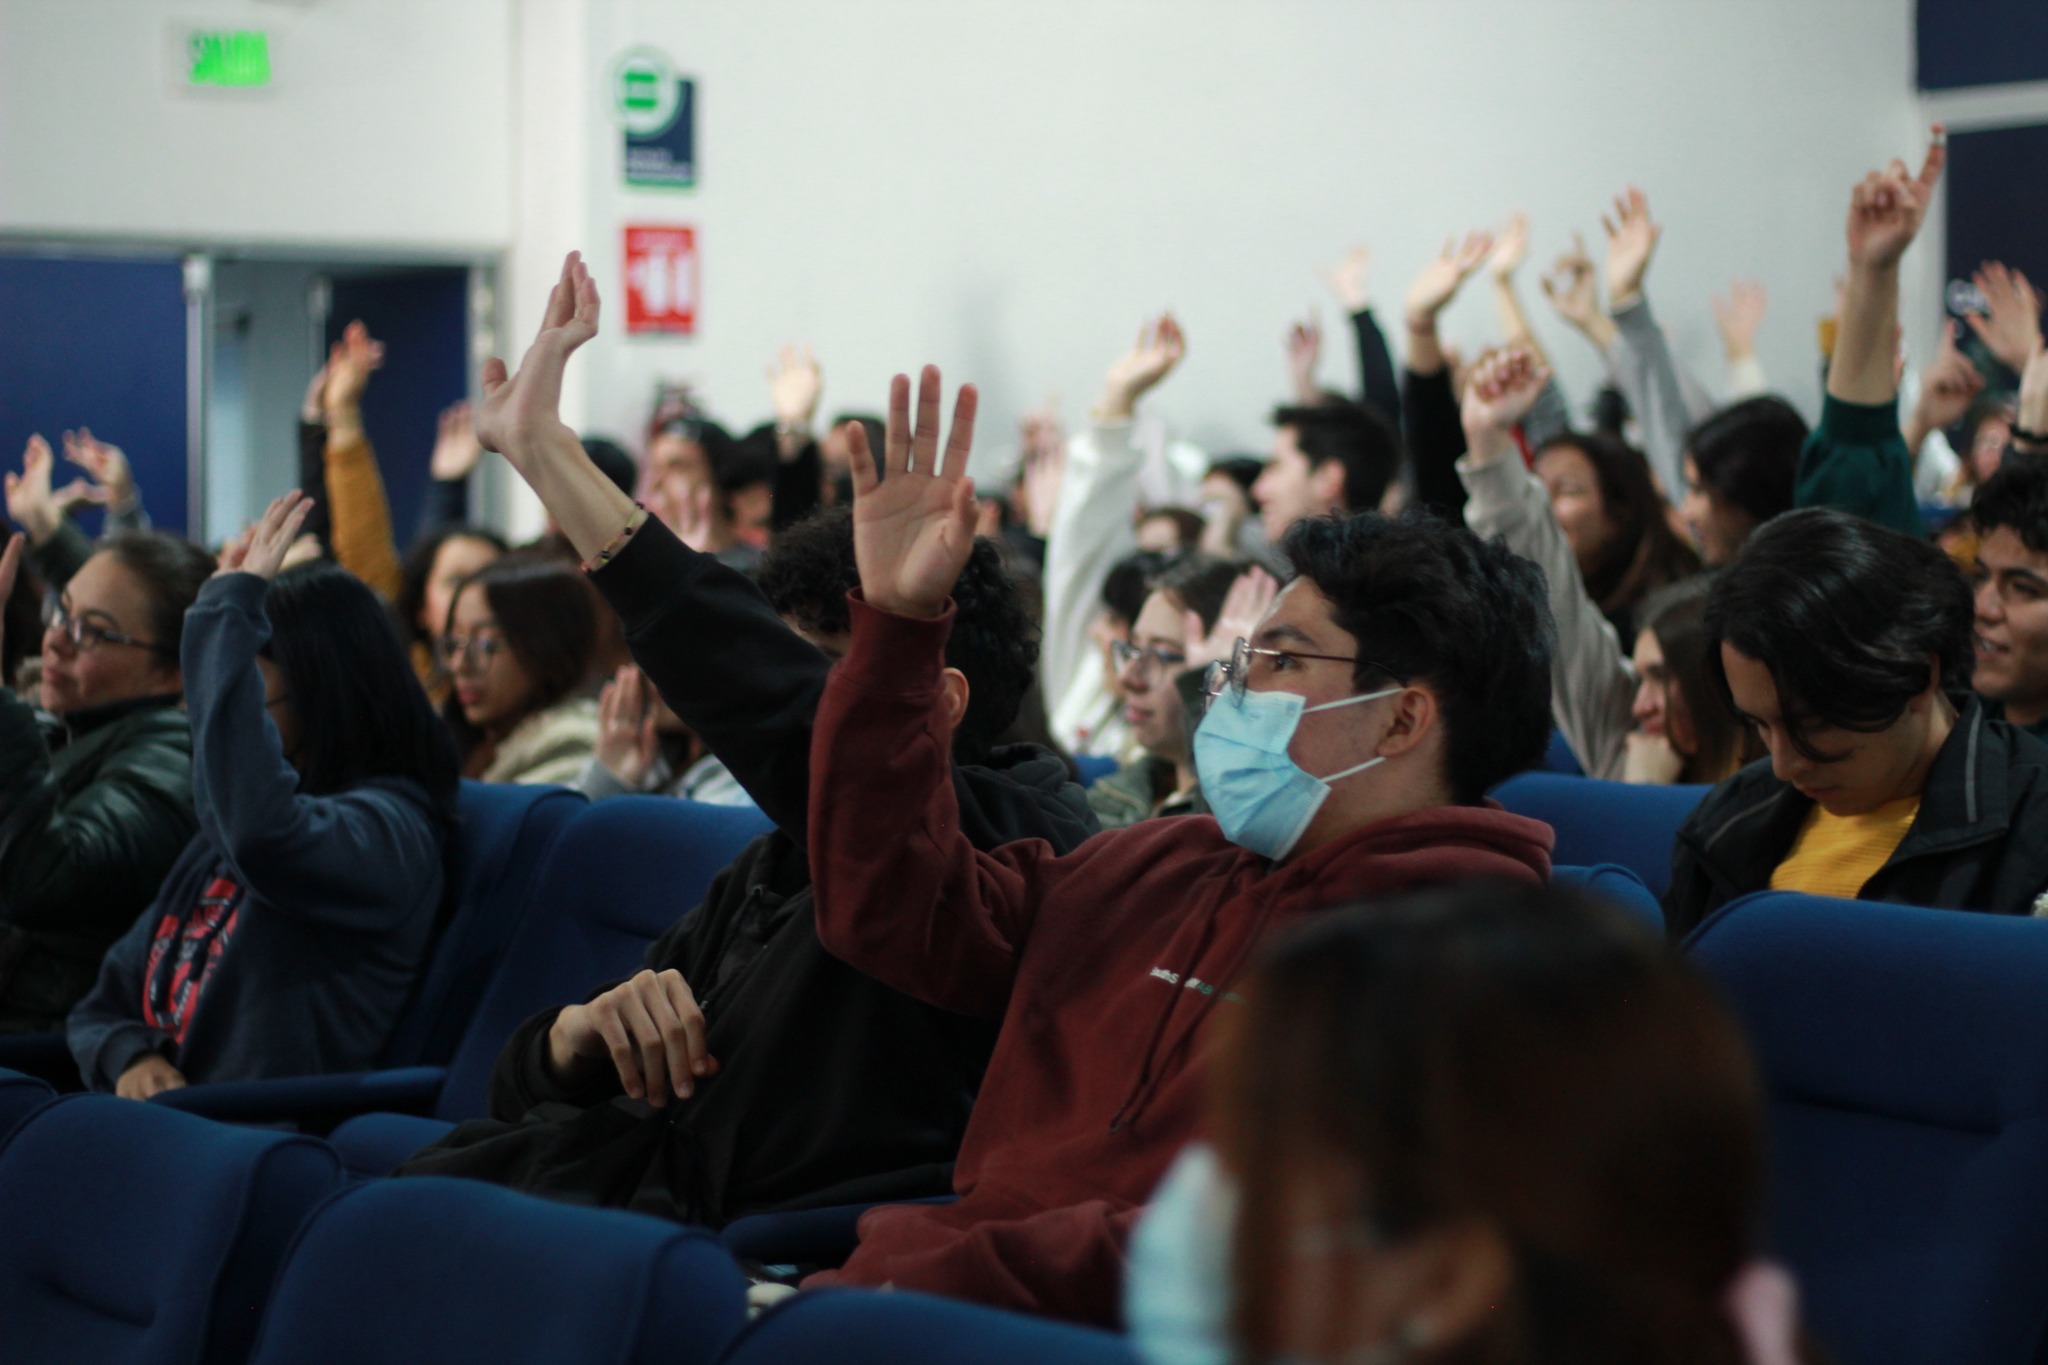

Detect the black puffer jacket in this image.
[0,692,196,1030]
[1665,697,2048,938]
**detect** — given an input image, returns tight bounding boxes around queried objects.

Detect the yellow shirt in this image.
[1768,796,1922,900]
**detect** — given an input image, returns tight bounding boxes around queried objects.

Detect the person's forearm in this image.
[1606,299,1691,503]
[504,427,639,560]
[1493,280,1549,369]
[1401,367,1468,519]
[1829,262,1901,405]
[1350,309,1400,425]
[1404,317,1446,377]
[322,428,403,600]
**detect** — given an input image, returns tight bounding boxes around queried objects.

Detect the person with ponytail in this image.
[1127,881,1806,1365]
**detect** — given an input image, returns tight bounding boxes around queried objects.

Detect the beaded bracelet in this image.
[582,503,649,575]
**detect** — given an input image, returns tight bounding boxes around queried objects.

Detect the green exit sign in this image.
[186,29,270,88]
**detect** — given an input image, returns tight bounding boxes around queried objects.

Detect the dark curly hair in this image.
[1972,453,2048,553]
[1705,507,1973,762]
[1280,510,1555,804]
[760,506,1038,764]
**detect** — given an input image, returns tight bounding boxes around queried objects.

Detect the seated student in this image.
[401,509,1094,1226]
[575,664,754,807]
[1053,548,1173,760]
[1969,459,2048,742]
[1127,881,1798,1365]
[442,555,602,785]
[791,359,1554,1323]
[1529,429,1698,640]
[1250,399,1402,543]
[1665,506,2048,937]
[1678,397,1807,566]
[1089,556,1263,830]
[644,414,761,575]
[1460,348,1754,784]
[0,527,212,1033]
[67,494,457,1096]
[397,525,507,701]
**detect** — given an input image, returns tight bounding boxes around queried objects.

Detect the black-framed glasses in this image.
[1109,640,1188,676]
[438,631,507,671]
[1201,636,1377,704]
[42,600,174,658]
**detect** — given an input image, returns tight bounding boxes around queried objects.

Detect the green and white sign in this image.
[185,29,271,89]
[614,48,681,137]
[612,47,695,190]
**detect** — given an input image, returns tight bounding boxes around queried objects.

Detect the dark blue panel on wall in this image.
[1944,122,2048,388]
[1918,0,2048,89]
[326,270,469,548]
[0,256,188,535]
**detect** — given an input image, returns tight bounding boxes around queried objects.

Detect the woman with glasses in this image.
[441,554,601,784]
[68,492,459,1098]
[1088,555,1264,830]
[0,528,213,1032]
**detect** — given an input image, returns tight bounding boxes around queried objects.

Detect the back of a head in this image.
[579,437,641,498]
[101,531,218,661]
[1102,549,1176,627]
[760,506,1038,764]
[1685,397,1807,527]
[265,562,460,810]
[466,554,601,717]
[1281,511,1555,803]
[1706,507,1973,755]
[1217,881,1765,1365]
[725,426,783,493]
[1150,554,1244,635]
[1272,400,1403,513]
[1971,453,2048,551]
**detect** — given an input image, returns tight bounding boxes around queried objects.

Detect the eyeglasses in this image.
[1202,636,1380,704]
[1109,640,1188,676]
[438,632,507,671]
[42,600,173,657]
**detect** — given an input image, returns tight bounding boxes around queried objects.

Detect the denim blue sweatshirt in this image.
[67,573,447,1090]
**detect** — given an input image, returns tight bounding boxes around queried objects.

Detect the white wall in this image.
[561,0,1928,484]
[0,0,511,252]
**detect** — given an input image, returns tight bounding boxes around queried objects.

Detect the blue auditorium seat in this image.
[0,1066,55,1143]
[1687,892,2048,1365]
[0,1094,343,1365]
[722,1289,1140,1365]
[327,796,773,1173]
[152,781,585,1128]
[1073,754,1119,788]
[245,1177,748,1365]
[1539,727,1584,775]
[1552,863,1663,934]
[1491,772,1707,898]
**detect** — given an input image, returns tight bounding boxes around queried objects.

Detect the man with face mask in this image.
[801,366,1559,1326]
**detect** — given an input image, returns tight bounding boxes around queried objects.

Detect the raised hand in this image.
[650,474,718,553]
[1539,233,1610,342]
[1185,565,1280,674]
[1713,280,1769,361]
[1018,408,1066,540]
[475,251,601,469]
[1489,212,1530,282]
[596,664,661,789]
[1965,262,2043,374]
[1602,187,1661,310]
[767,344,823,431]
[1844,126,1945,271]
[1321,244,1373,313]
[2016,348,2048,455]
[1099,314,1186,420]
[0,531,21,663]
[1460,346,1553,463]
[848,366,979,620]
[1404,230,1494,330]
[1913,321,1987,438]
[4,435,71,545]
[429,401,485,482]
[322,320,385,416]
[218,491,316,581]
[546,967,717,1106]
[1285,313,1323,403]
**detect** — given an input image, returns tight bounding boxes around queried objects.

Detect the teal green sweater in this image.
[1794,394,1924,537]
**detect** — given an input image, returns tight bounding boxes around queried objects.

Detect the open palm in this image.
[848,366,980,620]
[475,252,600,466]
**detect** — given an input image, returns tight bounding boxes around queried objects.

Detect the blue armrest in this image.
[149,1066,448,1127]
[720,1196,957,1266]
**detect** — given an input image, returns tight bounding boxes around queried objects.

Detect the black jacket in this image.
[1665,697,2048,938]
[402,518,1099,1224]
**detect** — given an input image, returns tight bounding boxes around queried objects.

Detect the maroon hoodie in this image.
[806,596,1553,1324]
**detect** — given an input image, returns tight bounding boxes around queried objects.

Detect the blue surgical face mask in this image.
[1126,1143,1237,1365]
[1193,684,1401,860]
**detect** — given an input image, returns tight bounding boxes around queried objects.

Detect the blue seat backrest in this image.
[722,1289,1140,1365]
[1686,892,2048,1365]
[1491,772,1708,898]
[0,1093,343,1365]
[246,1176,748,1365]
[1552,864,1663,935]
[430,796,775,1121]
[0,1066,55,1145]
[1539,727,1584,775]
[1073,754,1118,788]
[377,782,586,1069]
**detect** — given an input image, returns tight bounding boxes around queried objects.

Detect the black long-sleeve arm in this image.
[771,440,823,532]
[1350,309,1400,428]
[1402,366,1469,521]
